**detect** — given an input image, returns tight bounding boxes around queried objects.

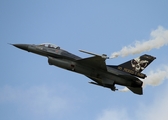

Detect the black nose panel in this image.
[12,44,29,51]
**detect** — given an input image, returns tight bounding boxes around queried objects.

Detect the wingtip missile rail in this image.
[79,49,109,59]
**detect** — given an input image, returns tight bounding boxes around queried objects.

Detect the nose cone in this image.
[12,44,29,51]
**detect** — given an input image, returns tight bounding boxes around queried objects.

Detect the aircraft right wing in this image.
[76,56,107,70]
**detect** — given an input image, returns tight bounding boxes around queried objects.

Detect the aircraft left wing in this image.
[76,56,107,70]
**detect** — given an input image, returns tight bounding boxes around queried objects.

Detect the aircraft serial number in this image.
[118,67,145,78]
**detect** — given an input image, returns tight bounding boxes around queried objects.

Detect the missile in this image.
[79,49,109,59]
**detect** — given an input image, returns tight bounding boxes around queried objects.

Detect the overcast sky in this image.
[1,1,168,120]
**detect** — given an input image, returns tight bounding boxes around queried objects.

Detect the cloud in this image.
[96,108,129,120]
[143,65,168,87]
[96,83,168,120]
[0,85,71,119]
[111,26,168,58]
[137,85,168,120]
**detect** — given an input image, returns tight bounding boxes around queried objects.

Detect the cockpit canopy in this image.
[40,43,60,49]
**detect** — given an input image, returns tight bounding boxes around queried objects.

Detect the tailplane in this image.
[127,86,143,95]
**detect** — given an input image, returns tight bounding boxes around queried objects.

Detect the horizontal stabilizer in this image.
[127,86,143,95]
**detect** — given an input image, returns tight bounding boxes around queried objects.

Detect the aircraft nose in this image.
[12,44,29,51]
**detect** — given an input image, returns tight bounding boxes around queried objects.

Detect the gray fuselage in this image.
[28,44,141,88]
[12,43,143,94]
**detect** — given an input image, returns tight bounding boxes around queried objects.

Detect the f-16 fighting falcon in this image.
[12,43,156,95]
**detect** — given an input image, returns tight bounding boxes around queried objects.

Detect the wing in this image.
[76,56,107,70]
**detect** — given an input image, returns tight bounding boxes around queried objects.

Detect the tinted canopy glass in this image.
[40,43,60,49]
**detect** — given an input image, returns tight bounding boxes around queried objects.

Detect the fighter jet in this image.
[12,43,156,95]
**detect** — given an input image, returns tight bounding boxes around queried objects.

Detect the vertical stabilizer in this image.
[110,54,156,78]
[119,54,156,73]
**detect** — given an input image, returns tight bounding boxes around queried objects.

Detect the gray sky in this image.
[1,1,168,120]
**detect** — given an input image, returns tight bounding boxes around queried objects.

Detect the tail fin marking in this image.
[116,54,156,79]
[119,54,156,73]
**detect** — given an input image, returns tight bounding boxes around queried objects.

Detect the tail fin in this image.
[117,54,156,78]
[119,54,156,72]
